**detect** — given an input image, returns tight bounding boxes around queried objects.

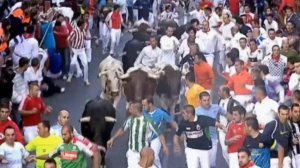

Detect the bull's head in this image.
[99,66,124,97]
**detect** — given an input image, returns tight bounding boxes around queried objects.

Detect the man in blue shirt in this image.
[142,97,178,168]
[196,91,226,168]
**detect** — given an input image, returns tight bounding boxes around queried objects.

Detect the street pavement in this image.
[44,29,228,168]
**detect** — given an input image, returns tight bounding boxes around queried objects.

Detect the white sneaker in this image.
[84,80,90,85]
[60,87,65,93]
[63,75,67,80]
[67,76,72,83]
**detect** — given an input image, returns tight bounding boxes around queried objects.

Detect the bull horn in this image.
[98,71,108,77]
[119,73,130,79]
[79,116,91,122]
[147,73,160,79]
[105,116,117,122]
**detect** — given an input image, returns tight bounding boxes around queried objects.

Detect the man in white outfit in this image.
[196,21,218,67]
[159,26,180,70]
[123,36,162,78]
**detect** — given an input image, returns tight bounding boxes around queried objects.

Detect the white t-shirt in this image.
[0,142,29,168]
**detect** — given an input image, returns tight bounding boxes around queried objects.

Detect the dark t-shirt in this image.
[176,115,216,150]
[244,133,271,168]
[262,118,293,158]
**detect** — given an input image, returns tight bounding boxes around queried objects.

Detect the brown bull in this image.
[120,69,158,107]
[156,65,182,115]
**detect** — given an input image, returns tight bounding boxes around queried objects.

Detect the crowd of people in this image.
[0,0,299,168]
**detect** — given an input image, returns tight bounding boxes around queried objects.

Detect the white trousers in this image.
[219,115,229,164]
[270,157,291,168]
[23,125,38,143]
[209,139,218,167]
[110,28,121,55]
[85,40,92,63]
[293,154,300,168]
[99,22,110,50]
[126,149,140,168]
[229,152,239,168]
[69,48,89,81]
[150,137,162,168]
[204,53,214,67]
[185,147,210,168]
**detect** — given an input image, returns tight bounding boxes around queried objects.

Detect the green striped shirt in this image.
[122,116,161,152]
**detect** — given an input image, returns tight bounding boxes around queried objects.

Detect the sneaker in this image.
[60,87,66,93]
[63,75,67,80]
[84,80,90,85]
[67,76,72,83]
[95,39,99,46]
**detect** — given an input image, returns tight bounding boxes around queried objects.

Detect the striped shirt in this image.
[290,121,300,155]
[122,116,161,152]
[68,27,85,49]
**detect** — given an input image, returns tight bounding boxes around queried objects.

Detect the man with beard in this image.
[37,124,101,168]
[238,148,260,168]
[262,105,293,168]
[289,103,300,168]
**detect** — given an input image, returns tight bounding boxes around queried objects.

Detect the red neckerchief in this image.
[243,161,255,168]
[23,33,33,39]
[271,54,280,62]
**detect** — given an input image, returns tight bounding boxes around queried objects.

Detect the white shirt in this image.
[0,142,29,168]
[230,32,246,49]
[11,72,29,104]
[224,64,236,76]
[289,73,300,92]
[10,35,39,62]
[253,96,279,126]
[160,11,179,24]
[219,22,235,41]
[178,39,197,57]
[196,29,218,54]
[205,12,221,28]
[159,35,179,69]
[238,46,250,63]
[134,45,162,68]
[260,37,282,55]
[25,66,43,85]
[264,20,279,32]
[248,48,263,61]
[189,10,205,25]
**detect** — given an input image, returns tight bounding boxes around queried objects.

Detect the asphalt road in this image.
[44,29,228,168]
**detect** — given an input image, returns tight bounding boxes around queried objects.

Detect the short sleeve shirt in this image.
[0,142,29,168]
[50,137,94,168]
[176,115,216,150]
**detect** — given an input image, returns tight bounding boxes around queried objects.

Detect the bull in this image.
[156,65,182,115]
[80,98,116,167]
[120,69,158,108]
[98,56,124,108]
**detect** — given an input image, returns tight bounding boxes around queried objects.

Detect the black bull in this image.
[156,66,182,114]
[80,98,116,165]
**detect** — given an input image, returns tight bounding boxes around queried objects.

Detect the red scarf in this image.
[271,54,280,62]
[23,33,33,39]
[243,161,255,168]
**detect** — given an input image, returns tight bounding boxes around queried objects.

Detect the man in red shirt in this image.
[0,99,24,144]
[54,14,71,79]
[19,82,52,143]
[225,105,246,168]
[105,4,123,56]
